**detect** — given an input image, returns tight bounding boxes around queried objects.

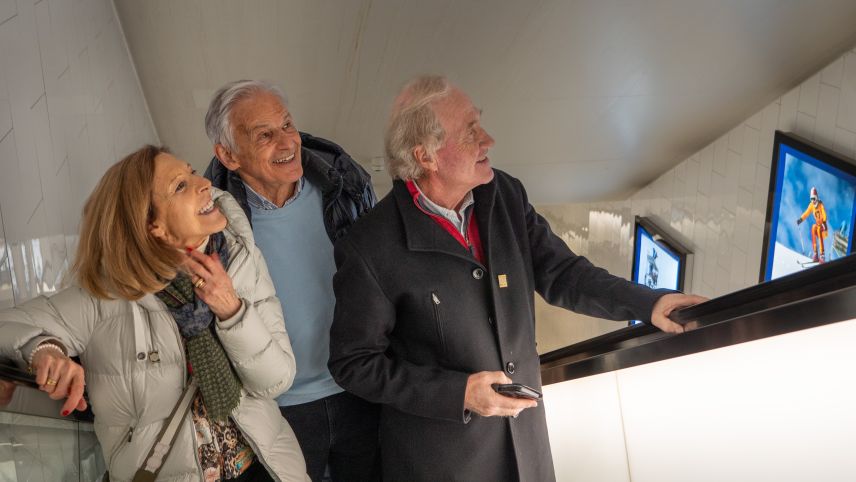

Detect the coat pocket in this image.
[107,424,134,470]
[431,292,448,358]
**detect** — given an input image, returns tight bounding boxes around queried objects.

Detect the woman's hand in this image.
[183,249,241,320]
[30,345,87,416]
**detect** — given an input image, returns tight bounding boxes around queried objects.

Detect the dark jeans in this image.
[279,391,380,482]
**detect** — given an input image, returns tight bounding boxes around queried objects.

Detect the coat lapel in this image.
[392,180,485,266]
[473,177,497,267]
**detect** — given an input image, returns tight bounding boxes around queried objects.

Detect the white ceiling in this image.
[114,0,856,203]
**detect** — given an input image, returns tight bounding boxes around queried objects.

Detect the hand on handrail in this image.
[651,293,709,334]
[30,346,88,417]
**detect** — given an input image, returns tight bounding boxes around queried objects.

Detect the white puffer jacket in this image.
[0,190,309,481]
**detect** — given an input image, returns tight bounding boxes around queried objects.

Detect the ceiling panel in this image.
[114,0,856,202]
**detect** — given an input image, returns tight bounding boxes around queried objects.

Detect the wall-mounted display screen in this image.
[630,217,691,326]
[760,131,856,282]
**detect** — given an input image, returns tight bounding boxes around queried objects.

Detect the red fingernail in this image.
[61,410,69,416]
[185,247,193,253]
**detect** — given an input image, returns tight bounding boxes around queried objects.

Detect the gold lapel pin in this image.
[498,274,508,288]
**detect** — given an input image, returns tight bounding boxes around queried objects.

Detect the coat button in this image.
[505,361,516,374]
[472,268,484,279]
[136,352,146,361]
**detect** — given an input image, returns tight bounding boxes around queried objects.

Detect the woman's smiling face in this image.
[148,152,227,249]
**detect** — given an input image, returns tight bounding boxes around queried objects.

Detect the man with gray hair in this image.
[328,75,706,481]
[203,80,379,482]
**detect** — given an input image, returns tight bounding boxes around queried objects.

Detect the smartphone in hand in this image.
[491,383,542,400]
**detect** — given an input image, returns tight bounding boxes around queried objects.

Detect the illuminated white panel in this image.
[617,319,856,482]
[543,371,630,482]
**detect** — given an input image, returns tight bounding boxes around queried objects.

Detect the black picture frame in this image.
[759,131,856,282]
[629,216,692,326]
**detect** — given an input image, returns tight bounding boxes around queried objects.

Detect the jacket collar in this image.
[205,145,337,198]
[392,176,497,267]
[212,187,255,245]
[472,177,496,264]
[301,147,339,195]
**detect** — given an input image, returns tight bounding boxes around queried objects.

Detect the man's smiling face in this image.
[228,91,303,202]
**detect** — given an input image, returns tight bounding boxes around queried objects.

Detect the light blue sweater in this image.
[249,180,343,406]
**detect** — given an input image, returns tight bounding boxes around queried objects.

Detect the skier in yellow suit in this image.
[797,186,828,263]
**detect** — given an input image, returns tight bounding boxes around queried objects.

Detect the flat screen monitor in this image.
[760,131,856,282]
[630,217,691,326]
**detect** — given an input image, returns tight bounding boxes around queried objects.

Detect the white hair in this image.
[205,80,289,152]
[385,75,453,181]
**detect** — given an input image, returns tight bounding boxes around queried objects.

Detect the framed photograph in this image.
[760,131,856,282]
[630,216,692,325]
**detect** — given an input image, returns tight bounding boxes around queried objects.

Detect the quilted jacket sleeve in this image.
[215,243,297,399]
[0,287,99,368]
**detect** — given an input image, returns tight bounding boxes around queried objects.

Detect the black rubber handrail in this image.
[541,283,856,385]
[669,253,856,326]
[1,361,97,422]
[0,362,39,389]
[540,254,856,373]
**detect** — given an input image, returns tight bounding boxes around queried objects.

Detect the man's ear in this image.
[413,145,436,173]
[214,144,240,171]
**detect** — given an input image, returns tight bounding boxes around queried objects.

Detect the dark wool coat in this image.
[329,170,667,482]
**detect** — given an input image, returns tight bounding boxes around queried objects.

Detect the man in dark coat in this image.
[328,75,706,481]
[203,80,379,482]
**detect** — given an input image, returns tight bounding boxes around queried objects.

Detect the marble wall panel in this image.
[0,0,157,305]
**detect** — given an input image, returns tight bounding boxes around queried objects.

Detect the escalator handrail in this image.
[0,361,39,389]
[539,254,856,380]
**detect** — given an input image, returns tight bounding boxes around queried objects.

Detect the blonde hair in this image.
[72,145,184,300]
[385,75,452,181]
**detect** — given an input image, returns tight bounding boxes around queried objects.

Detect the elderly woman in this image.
[0,146,308,481]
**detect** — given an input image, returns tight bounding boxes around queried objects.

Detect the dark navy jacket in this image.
[204,132,377,242]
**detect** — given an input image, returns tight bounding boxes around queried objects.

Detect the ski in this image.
[797,260,821,268]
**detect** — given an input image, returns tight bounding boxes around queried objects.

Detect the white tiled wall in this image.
[0,0,157,309]
[536,44,856,354]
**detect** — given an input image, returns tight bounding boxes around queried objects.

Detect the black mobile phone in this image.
[492,383,542,400]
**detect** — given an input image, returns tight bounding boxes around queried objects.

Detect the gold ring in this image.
[45,378,57,386]
[193,278,206,289]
